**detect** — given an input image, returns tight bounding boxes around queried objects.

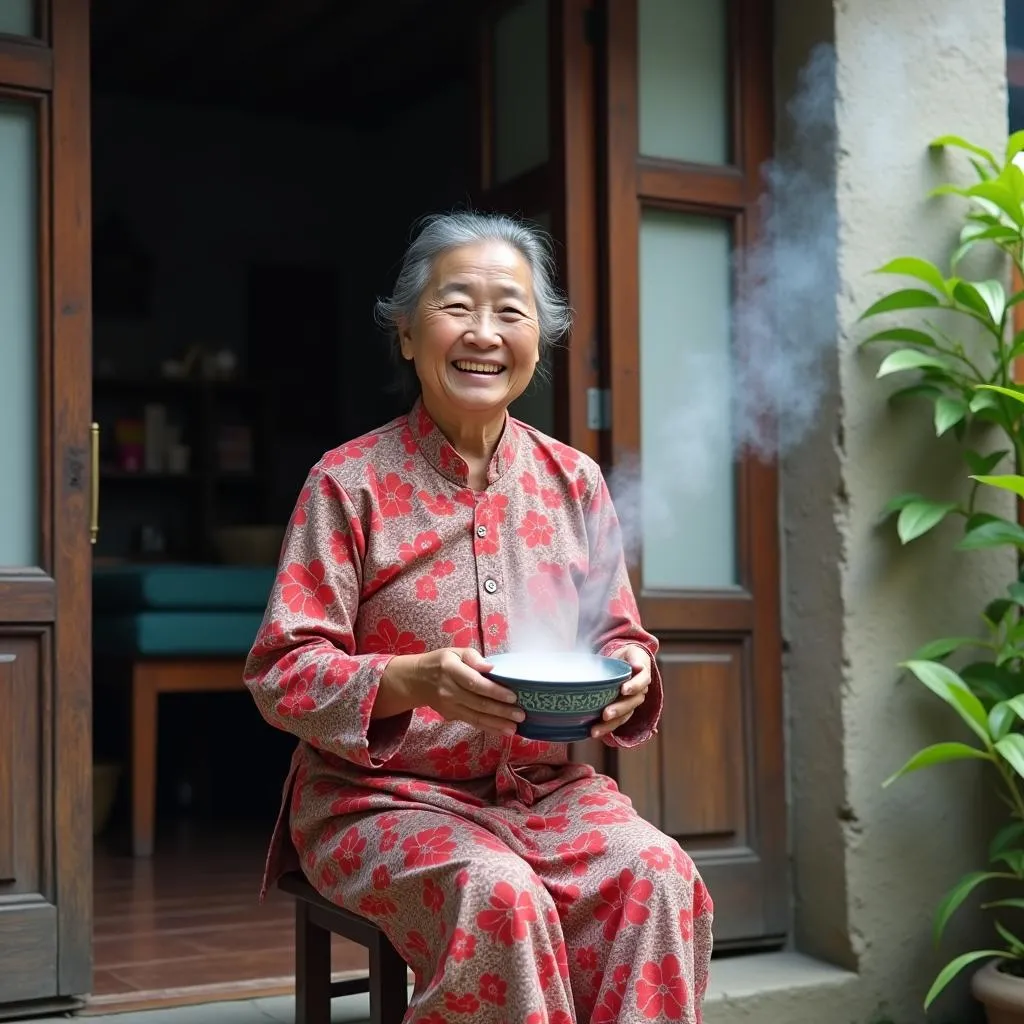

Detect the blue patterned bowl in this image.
[485,652,632,743]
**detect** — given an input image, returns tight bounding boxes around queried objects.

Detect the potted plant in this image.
[861,132,1024,1018]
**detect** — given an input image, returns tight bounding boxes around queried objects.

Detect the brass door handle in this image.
[90,422,99,544]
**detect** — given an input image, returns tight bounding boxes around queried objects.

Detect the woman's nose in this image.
[464,311,501,346]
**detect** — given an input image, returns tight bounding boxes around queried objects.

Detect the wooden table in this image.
[130,657,248,858]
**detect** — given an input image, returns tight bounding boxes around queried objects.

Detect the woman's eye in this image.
[445,303,470,312]
[500,307,525,317]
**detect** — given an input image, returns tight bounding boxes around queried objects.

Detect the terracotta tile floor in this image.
[88,825,368,1015]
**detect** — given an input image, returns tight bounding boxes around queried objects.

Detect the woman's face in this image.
[400,240,541,423]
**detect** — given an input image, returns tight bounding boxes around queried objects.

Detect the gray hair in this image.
[375,211,573,389]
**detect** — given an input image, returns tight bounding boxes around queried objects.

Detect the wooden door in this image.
[600,0,786,947]
[475,0,785,949]
[0,0,93,1010]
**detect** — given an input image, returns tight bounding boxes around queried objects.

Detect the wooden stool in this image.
[279,871,409,1024]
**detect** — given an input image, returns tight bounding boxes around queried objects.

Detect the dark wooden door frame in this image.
[0,0,93,1007]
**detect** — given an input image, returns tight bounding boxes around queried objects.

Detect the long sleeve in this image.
[579,472,663,749]
[244,466,411,768]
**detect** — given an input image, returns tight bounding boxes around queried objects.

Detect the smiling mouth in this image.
[453,360,505,375]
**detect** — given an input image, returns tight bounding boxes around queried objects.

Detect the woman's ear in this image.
[398,319,414,361]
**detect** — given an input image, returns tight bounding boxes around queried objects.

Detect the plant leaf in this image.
[971,475,1024,500]
[971,389,1003,414]
[902,660,991,744]
[935,396,969,436]
[965,449,1011,475]
[883,492,926,515]
[960,519,1024,551]
[977,383,1024,408]
[986,598,1016,625]
[860,290,943,321]
[934,872,1003,945]
[953,280,1000,321]
[965,181,1024,227]
[924,951,1006,1010]
[984,898,1024,910]
[996,850,1024,874]
[1002,695,1024,720]
[896,501,958,543]
[952,229,1020,266]
[891,383,944,404]
[860,327,941,348]
[876,350,955,378]
[882,742,991,787]
[990,821,1024,860]
[1008,131,1024,163]
[997,734,1024,779]
[962,662,1024,703]
[874,257,950,296]
[973,280,1008,324]
[931,134,1000,168]
[990,701,1017,740]
[995,921,1024,954]
[910,636,983,660]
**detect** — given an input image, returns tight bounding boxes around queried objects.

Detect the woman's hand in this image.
[591,645,651,739]
[380,648,525,735]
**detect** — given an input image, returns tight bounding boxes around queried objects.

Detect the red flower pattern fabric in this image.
[245,400,712,1022]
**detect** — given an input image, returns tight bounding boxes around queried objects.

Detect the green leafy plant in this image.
[884,655,1024,1008]
[863,133,1024,1010]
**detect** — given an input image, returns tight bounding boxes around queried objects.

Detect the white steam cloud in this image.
[509,44,840,655]
[609,43,839,570]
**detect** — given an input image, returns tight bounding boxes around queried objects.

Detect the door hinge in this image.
[587,387,611,431]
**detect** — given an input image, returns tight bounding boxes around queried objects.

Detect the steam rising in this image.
[610,43,838,566]
[514,45,840,653]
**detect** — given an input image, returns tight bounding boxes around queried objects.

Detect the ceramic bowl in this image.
[485,652,632,743]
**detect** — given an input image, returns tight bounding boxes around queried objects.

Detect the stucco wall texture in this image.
[710,2,1013,1023]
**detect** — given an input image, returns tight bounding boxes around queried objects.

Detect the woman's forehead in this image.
[428,240,533,293]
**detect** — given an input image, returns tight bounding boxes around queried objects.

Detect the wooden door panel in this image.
[0,629,57,1004]
[618,638,777,945]
[0,635,48,893]
[0,905,58,1004]
[618,641,749,848]
[659,644,746,840]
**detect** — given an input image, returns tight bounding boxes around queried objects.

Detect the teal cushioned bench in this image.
[93,611,266,657]
[93,563,275,614]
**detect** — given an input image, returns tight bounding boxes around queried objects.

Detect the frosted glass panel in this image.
[493,0,549,184]
[0,0,34,36]
[638,0,729,165]
[0,101,38,567]
[510,210,555,435]
[640,210,735,589]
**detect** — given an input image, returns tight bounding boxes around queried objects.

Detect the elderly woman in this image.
[245,212,713,1023]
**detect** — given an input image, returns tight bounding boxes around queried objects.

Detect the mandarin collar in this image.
[407,398,520,489]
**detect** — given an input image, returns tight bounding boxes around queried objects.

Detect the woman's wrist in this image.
[373,654,423,719]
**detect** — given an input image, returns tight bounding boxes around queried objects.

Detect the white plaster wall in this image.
[776,0,1012,1022]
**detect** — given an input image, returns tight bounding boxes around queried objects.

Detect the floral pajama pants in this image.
[292,772,713,1023]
